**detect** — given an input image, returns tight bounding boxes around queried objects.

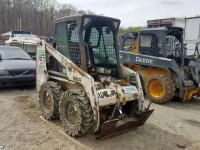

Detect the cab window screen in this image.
[89,28,99,47]
[90,26,117,65]
[54,22,68,57]
[140,33,164,57]
[55,21,81,66]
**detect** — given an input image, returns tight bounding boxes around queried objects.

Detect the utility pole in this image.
[19,18,21,30]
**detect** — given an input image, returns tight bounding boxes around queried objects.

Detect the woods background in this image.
[0,0,97,37]
[0,0,145,37]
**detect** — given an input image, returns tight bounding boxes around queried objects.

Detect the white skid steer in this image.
[36,14,153,139]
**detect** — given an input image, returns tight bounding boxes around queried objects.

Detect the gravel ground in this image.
[0,87,199,150]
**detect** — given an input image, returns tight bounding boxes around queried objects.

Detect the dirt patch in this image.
[0,88,200,150]
[184,119,200,127]
[15,95,40,116]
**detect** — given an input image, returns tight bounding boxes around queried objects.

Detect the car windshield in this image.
[0,47,31,60]
[14,34,32,38]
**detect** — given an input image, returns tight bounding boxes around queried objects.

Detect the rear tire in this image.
[39,82,62,120]
[145,74,175,104]
[59,91,93,137]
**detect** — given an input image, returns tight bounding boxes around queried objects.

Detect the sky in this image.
[57,0,200,28]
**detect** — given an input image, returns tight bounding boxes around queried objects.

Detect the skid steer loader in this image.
[119,27,200,104]
[36,15,153,139]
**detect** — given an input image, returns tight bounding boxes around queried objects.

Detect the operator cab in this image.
[53,15,120,78]
[120,27,184,65]
[83,18,120,77]
[138,27,184,60]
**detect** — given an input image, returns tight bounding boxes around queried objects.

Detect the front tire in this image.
[39,82,62,120]
[59,91,93,137]
[145,74,175,104]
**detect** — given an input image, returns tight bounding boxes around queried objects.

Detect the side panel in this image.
[185,17,200,55]
[133,67,171,82]
[185,18,200,41]
[119,51,178,69]
[36,40,49,92]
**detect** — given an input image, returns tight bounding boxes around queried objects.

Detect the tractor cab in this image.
[54,15,120,78]
[120,27,185,66]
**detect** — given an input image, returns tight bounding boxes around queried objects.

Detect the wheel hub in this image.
[149,80,164,98]
[44,91,53,110]
[65,101,78,126]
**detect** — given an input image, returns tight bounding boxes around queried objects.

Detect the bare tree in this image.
[0,0,97,37]
[56,4,77,18]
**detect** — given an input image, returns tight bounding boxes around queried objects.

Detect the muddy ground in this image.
[0,87,200,150]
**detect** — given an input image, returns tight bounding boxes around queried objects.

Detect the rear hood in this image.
[0,60,36,70]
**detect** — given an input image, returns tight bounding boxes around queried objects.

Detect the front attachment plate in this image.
[97,109,154,140]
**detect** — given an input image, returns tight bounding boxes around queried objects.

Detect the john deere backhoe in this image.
[119,27,200,104]
[36,15,153,139]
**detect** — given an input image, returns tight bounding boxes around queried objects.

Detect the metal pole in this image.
[19,18,21,30]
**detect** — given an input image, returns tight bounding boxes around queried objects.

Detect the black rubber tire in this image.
[59,91,93,137]
[39,82,62,120]
[145,74,175,104]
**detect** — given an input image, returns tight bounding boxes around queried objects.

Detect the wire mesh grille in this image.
[55,20,81,66]
[166,35,182,57]
[140,33,164,57]
[139,33,182,58]
[89,26,117,65]
[67,20,81,66]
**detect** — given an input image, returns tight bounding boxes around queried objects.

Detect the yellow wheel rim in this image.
[149,80,164,98]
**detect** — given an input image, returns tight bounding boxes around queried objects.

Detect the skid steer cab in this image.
[119,27,200,104]
[36,15,153,139]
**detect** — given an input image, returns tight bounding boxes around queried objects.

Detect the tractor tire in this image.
[59,91,93,137]
[145,74,175,104]
[39,82,62,120]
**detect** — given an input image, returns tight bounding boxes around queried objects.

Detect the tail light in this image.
[0,35,10,40]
